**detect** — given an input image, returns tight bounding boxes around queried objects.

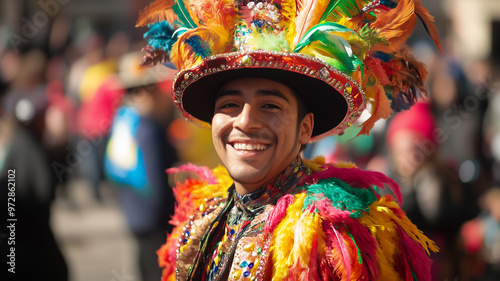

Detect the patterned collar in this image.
[233,156,311,215]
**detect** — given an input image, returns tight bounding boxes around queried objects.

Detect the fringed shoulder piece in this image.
[266,159,438,280]
[157,164,233,281]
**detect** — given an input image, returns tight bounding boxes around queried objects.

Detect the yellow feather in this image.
[288,211,321,274]
[171,25,232,69]
[271,193,306,280]
[301,155,326,171]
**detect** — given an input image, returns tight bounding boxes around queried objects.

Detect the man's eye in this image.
[219,103,238,109]
[262,104,281,109]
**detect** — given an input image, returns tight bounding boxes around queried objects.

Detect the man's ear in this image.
[299,112,314,145]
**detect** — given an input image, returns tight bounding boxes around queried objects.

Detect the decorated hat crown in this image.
[137,0,441,140]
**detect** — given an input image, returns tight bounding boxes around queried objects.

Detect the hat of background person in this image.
[118,51,174,90]
[136,0,441,140]
[386,101,437,146]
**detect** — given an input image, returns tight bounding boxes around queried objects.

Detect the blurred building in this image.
[444,0,500,63]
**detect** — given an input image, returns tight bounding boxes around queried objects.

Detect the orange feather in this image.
[136,0,177,27]
[414,0,442,52]
[188,0,235,28]
[291,0,331,46]
[372,0,417,52]
[357,82,392,137]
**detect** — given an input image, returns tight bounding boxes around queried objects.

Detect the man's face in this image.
[211,78,313,193]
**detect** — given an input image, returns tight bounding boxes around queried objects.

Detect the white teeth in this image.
[233,143,267,151]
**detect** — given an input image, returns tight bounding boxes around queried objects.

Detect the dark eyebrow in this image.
[215,89,290,103]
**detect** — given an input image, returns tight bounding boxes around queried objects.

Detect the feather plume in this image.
[321,0,370,22]
[414,0,442,52]
[290,0,332,47]
[365,56,391,85]
[140,45,169,66]
[173,0,198,28]
[315,198,379,280]
[287,208,322,280]
[306,231,323,281]
[144,21,178,52]
[357,81,392,136]
[304,178,377,218]
[396,225,433,281]
[306,164,403,205]
[323,214,352,279]
[171,25,232,69]
[385,46,429,111]
[136,0,176,27]
[298,34,362,73]
[166,163,219,184]
[271,193,307,280]
[280,0,297,34]
[372,0,417,52]
[265,194,295,233]
[188,0,236,27]
[373,196,439,255]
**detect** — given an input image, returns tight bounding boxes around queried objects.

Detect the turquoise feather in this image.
[144,21,178,52]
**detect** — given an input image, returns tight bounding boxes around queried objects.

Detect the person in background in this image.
[0,115,69,281]
[104,51,178,281]
[386,101,470,280]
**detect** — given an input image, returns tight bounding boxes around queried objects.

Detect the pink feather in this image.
[265,194,295,233]
[166,163,218,184]
[315,199,352,280]
[396,225,433,281]
[330,224,351,280]
[307,233,322,281]
[315,199,379,279]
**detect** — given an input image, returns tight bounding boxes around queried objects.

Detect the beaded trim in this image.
[172,50,366,138]
[175,197,225,281]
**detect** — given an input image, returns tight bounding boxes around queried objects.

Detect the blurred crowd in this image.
[1,2,500,281]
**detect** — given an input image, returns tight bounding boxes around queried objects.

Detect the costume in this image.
[135,0,442,280]
[158,157,438,281]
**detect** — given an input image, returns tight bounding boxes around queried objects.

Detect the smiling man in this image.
[212,78,313,195]
[136,0,442,280]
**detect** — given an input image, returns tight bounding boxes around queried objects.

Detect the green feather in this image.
[294,22,357,52]
[172,0,197,29]
[303,178,377,218]
[320,0,370,22]
[347,229,363,264]
[294,23,362,73]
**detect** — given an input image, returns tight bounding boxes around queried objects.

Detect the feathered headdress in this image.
[137,0,441,139]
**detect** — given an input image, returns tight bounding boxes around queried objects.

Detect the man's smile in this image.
[231,142,269,152]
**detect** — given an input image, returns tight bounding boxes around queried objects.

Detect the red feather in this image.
[396,225,433,281]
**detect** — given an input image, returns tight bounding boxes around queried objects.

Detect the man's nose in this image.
[233,104,262,131]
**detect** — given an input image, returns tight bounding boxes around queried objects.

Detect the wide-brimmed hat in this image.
[137,0,441,140]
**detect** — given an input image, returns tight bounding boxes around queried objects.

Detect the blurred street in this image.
[51,180,140,281]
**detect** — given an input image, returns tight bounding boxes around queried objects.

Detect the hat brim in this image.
[172,51,365,139]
